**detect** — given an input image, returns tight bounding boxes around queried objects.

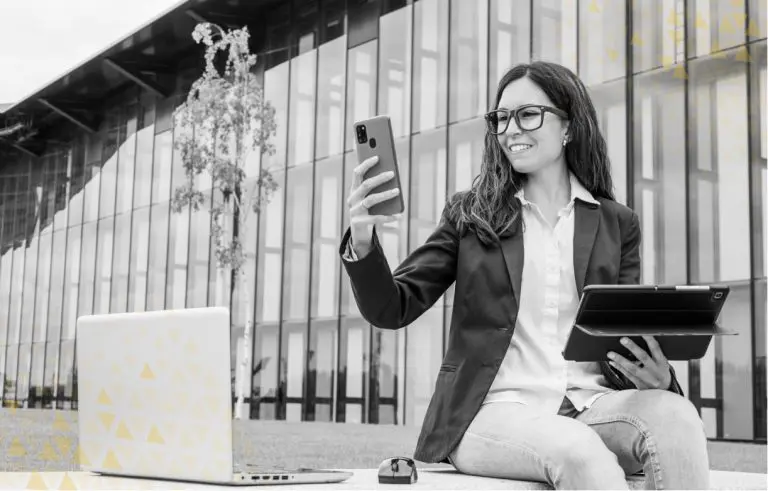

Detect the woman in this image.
[339,61,709,490]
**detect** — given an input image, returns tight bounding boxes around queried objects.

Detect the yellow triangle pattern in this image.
[116,421,133,440]
[147,425,165,444]
[9,437,26,457]
[55,436,71,456]
[38,443,59,462]
[735,47,751,62]
[631,33,644,47]
[185,340,198,354]
[52,413,70,431]
[140,363,155,380]
[25,472,48,490]
[102,450,121,470]
[695,13,708,29]
[606,48,619,62]
[58,473,78,491]
[673,64,688,80]
[97,389,112,405]
[75,446,90,466]
[98,412,115,431]
[746,20,760,37]
[589,0,600,14]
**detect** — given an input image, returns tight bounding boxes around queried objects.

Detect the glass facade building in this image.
[0,0,765,442]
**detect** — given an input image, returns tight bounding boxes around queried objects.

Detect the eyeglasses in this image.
[484,104,568,135]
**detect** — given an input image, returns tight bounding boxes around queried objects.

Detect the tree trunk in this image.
[234,269,251,420]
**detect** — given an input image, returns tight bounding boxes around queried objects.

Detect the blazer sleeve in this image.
[612,208,685,396]
[338,214,459,330]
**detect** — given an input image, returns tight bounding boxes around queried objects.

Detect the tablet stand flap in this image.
[574,322,738,337]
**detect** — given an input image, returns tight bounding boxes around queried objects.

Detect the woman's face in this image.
[495,77,569,176]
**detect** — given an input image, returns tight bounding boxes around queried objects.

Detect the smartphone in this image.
[353,115,404,216]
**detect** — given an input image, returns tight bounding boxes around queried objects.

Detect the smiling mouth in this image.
[508,144,532,154]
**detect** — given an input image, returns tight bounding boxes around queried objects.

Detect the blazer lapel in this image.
[573,201,600,295]
[499,226,524,307]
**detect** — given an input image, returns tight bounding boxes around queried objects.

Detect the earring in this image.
[562,137,568,146]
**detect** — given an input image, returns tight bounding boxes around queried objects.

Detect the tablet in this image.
[562,284,735,362]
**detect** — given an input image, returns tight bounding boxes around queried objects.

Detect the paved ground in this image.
[1,409,765,474]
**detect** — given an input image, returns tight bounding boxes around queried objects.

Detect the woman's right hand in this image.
[348,156,401,258]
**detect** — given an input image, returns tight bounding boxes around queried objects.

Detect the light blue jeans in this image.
[448,389,710,490]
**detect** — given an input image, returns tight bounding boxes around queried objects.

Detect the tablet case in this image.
[562,285,737,362]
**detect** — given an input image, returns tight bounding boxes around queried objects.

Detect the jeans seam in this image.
[580,414,663,490]
[461,429,560,485]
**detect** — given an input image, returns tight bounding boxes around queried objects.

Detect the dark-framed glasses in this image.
[484,104,568,135]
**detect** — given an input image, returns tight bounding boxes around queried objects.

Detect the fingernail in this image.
[620,338,628,345]
[387,171,395,177]
[607,352,615,359]
[392,188,400,194]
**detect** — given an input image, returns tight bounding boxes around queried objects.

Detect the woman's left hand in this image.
[607,335,672,390]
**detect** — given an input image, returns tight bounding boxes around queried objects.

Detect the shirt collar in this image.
[514,171,600,208]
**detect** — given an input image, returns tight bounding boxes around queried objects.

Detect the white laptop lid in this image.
[76,307,235,483]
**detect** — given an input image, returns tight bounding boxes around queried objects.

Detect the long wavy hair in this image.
[444,61,615,245]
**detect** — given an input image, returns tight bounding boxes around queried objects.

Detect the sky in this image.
[0,0,184,105]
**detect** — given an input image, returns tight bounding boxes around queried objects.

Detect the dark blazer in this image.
[339,195,683,464]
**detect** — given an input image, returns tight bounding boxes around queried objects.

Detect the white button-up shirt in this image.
[483,173,613,413]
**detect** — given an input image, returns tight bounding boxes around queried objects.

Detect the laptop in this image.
[75,307,353,486]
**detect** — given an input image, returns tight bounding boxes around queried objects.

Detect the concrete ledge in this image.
[0,469,765,490]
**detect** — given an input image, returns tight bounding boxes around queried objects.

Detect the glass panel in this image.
[93,217,114,314]
[579,0,626,85]
[146,203,170,311]
[448,118,484,194]
[717,282,754,439]
[82,135,102,224]
[128,207,150,312]
[282,164,313,322]
[99,120,119,219]
[310,156,343,320]
[409,129,447,259]
[345,41,378,152]
[749,0,767,39]
[56,340,75,409]
[61,226,81,341]
[3,348,18,405]
[251,324,279,420]
[633,0,685,73]
[315,37,347,160]
[308,319,338,421]
[47,229,67,342]
[256,171,285,324]
[166,210,189,310]
[8,232,27,346]
[187,194,211,308]
[634,69,687,285]
[449,0,488,123]
[151,131,173,205]
[263,62,290,170]
[115,101,138,214]
[413,0,449,132]
[77,221,98,318]
[35,230,53,343]
[754,279,767,440]
[750,42,767,278]
[288,50,317,168]
[533,0,578,72]
[20,234,39,345]
[110,212,131,313]
[29,342,46,408]
[43,341,58,408]
[133,95,157,209]
[53,151,71,231]
[16,344,31,406]
[689,0,746,57]
[489,0,531,99]
[689,55,750,284]
[342,317,369,423]
[68,142,86,227]
[590,80,628,204]
[379,6,413,138]
[282,322,306,419]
